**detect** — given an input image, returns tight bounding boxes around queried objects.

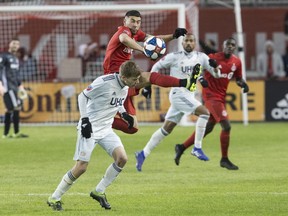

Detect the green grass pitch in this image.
[0,122,287,216]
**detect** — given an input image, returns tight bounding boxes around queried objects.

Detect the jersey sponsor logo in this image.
[123,47,133,54]
[271,93,288,120]
[181,65,194,75]
[218,65,234,79]
[110,97,125,107]
[219,72,234,79]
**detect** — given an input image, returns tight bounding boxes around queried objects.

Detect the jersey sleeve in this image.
[151,53,174,72]
[134,29,146,42]
[202,52,221,78]
[118,26,132,37]
[233,57,243,79]
[83,77,105,99]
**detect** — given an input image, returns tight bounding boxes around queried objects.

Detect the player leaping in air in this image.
[135,33,221,171]
[103,10,189,134]
[174,37,249,170]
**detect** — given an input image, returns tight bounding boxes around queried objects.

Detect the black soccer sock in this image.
[4,112,12,136]
[13,110,20,134]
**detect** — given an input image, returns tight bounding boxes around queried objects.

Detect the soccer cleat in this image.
[47,196,63,211]
[12,132,29,138]
[135,151,145,172]
[2,134,12,139]
[90,191,111,210]
[174,144,185,166]
[220,158,239,170]
[191,147,209,161]
[186,63,202,92]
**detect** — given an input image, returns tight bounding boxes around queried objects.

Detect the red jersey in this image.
[202,52,242,103]
[103,26,146,74]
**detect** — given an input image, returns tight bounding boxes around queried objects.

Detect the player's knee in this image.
[221,121,231,132]
[223,125,231,132]
[205,121,215,134]
[76,163,88,175]
[116,155,128,168]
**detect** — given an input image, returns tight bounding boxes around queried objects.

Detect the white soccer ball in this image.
[144,36,166,60]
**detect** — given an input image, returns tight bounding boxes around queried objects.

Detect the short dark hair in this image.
[125,10,141,18]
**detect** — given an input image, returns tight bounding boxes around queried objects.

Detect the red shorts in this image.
[123,87,140,116]
[204,100,229,123]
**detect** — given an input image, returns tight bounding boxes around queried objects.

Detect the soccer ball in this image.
[143,36,166,60]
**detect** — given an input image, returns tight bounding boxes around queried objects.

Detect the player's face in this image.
[123,16,142,34]
[223,39,236,55]
[9,40,20,54]
[182,35,195,52]
[122,75,141,87]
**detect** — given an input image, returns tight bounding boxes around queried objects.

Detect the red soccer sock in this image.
[220,130,230,158]
[183,132,195,149]
[112,118,138,134]
[149,72,180,87]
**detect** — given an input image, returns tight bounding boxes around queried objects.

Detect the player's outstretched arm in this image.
[156,28,187,43]
[119,33,144,53]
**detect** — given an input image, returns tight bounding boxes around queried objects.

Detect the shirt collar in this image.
[115,73,126,88]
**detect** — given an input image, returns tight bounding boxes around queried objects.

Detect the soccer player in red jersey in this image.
[174,37,249,170]
[103,10,188,134]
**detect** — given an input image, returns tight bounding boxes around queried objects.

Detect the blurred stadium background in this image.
[0,0,287,124]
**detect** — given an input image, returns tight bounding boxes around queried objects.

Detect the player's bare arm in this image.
[119,33,144,53]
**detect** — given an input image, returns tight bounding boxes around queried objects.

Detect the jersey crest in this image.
[231,63,236,72]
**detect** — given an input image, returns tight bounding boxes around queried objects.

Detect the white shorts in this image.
[73,129,123,162]
[165,89,202,124]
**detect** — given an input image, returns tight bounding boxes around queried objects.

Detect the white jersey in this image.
[79,73,128,139]
[151,50,216,121]
[151,50,217,93]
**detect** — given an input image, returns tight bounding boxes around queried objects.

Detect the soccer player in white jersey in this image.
[135,33,221,172]
[47,61,141,211]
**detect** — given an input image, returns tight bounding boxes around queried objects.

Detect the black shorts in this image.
[3,90,21,111]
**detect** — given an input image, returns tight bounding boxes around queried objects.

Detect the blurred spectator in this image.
[17,47,38,82]
[282,45,288,77]
[78,42,99,62]
[199,39,217,55]
[256,40,285,79]
[78,42,100,76]
[98,44,107,62]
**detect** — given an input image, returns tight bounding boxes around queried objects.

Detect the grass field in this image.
[0,122,287,216]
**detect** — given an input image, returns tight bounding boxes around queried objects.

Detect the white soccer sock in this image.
[143,127,169,157]
[194,114,209,148]
[95,163,122,193]
[52,170,77,200]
